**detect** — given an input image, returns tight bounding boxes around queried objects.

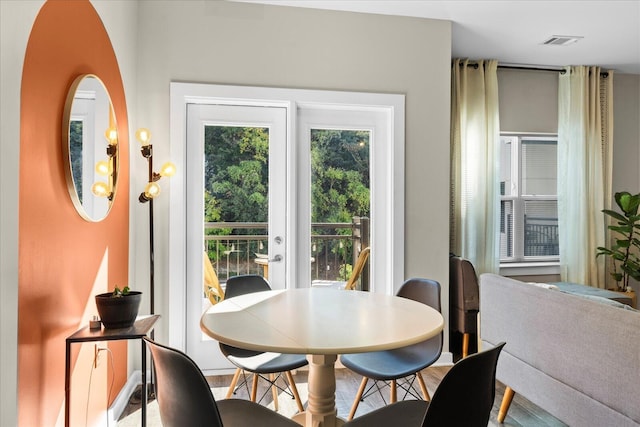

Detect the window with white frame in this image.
[500,134,559,262]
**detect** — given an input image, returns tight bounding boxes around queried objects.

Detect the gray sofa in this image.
[480,273,640,427]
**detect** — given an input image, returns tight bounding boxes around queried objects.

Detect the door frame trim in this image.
[169,82,404,350]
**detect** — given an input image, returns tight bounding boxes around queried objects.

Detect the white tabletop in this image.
[200,287,444,427]
[201,288,444,355]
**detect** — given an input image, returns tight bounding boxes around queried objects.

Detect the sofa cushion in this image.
[526,282,559,290]
[552,281,635,307]
[571,293,638,311]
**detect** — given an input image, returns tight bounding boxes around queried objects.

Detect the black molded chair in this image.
[219,275,307,412]
[144,337,299,427]
[343,342,506,427]
[340,278,443,419]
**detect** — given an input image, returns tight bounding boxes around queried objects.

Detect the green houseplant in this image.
[95,285,142,329]
[596,191,640,291]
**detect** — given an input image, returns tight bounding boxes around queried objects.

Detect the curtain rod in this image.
[498,64,565,73]
[458,61,609,77]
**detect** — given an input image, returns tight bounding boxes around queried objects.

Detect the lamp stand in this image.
[142,145,156,401]
[136,128,175,402]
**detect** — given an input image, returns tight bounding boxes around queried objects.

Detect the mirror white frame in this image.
[62,74,118,221]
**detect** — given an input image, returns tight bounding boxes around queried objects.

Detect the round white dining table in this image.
[200,287,444,427]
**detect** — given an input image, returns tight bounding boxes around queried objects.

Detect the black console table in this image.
[65,315,160,427]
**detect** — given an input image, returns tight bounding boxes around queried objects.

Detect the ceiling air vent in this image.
[542,35,583,46]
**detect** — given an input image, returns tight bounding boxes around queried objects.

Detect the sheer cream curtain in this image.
[558,66,614,287]
[450,59,500,274]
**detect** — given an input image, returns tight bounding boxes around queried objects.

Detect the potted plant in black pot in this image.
[95,286,142,329]
[596,191,640,292]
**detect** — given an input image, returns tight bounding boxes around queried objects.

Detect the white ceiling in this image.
[234,0,640,75]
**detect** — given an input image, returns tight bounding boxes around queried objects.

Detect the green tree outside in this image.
[203,125,370,273]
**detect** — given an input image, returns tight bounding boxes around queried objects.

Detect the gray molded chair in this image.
[144,337,299,427]
[340,278,443,420]
[449,256,480,358]
[219,275,308,412]
[343,342,506,427]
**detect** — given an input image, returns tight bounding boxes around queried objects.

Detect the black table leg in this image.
[142,339,147,427]
[65,340,71,427]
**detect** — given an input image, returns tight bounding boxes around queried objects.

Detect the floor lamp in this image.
[136,127,176,318]
[136,128,175,399]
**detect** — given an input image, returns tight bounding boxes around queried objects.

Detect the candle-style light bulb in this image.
[144,182,161,199]
[159,162,177,177]
[92,181,111,198]
[136,128,152,146]
[95,160,111,176]
[104,127,118,145]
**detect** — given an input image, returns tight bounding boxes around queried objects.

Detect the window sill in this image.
[499,261,560,277]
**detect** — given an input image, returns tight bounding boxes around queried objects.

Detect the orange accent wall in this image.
[19,1,129,425]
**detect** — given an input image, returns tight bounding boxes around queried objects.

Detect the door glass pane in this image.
[186,103,286,370]
[203,125,269,289]
[310,129,370,288]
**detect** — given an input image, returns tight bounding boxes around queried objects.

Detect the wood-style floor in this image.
[119,365,567,426]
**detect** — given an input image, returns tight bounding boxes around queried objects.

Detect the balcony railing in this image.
[205,217,370,289]
[524,217,559,257]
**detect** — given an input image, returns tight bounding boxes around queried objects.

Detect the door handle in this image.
[269,254,283,263]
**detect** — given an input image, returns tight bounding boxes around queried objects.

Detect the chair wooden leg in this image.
[250,374,259,402]
[390,379,397,403]
[226,368,242,399]
[348,377,368,420]
[416,372,431,401]
[270,373,279,411]
[462,333,470,358]
[498,386,515,423]
[285,371,305,413]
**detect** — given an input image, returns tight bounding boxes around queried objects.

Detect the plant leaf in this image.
[602,209,626,223]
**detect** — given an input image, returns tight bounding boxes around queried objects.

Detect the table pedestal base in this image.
[292,354,345,427]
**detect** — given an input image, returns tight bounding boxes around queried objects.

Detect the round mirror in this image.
[62,74,118,221]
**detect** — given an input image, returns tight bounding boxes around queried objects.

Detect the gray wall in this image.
[612,74,640,196]
[499,68,559,133]
[133,0,453,346]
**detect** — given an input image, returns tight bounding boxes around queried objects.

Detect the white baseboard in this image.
[107,370,142,424]
[201,367,237,376]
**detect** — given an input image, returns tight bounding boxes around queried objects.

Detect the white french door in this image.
[185,104,287,370]
[296,107,390,290]
[169,83,404,371]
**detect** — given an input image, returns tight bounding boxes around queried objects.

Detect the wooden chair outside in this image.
[344,247,370,291]
[204,251,224,305]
